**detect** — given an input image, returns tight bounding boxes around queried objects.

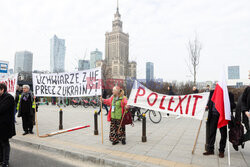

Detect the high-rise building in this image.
[146,62,154,81]
[14,51,33,73]
[90,49,102,69]
[50,35,66,73]
[104,2,136,80]
[78,60,90,71]
[228,66,240,79]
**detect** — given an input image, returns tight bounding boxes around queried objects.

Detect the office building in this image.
[14,51,33,73]
[146,62,154,81]
[78,60,90,71]
[50,35,66,73]
[228,66,240,79]
[90,49,102,69]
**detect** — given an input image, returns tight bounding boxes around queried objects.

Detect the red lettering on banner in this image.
[185,95,192,114]
[168,97,175,111]
[159,96,166,109]
[134,87,146,103]
[192,95,203,116]
[174,95,187,114]
[147,93,158,106]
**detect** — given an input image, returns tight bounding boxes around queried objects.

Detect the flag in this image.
[212,71,231,128]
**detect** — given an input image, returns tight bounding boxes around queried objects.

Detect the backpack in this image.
[229,122,244,146]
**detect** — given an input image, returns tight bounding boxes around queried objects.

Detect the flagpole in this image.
[34,98,39,137]
[227,125,231,166]
[100,96,104,144]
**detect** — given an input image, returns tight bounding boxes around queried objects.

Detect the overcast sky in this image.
[0,0,249,82]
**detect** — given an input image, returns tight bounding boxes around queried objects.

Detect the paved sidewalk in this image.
[12,105,250,167]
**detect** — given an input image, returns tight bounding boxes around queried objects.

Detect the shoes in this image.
[112,141,119,145]
[233,144,239,151]
[23,131,29,135]
[122,140,126,145]
[219,152,224,158]
[242,143,245,149]
[29,131,34,134]
[203,151,214,156]
[2,162,9,167]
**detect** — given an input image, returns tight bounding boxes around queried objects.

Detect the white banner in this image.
[128,80,210,120]
[32,67,102,97]
[0,74,18,97]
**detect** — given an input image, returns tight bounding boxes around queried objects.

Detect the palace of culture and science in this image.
[97,2,137,80]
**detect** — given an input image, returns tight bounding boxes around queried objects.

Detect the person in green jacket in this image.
[103,86,128,145]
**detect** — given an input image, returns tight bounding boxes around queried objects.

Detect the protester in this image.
[0,83,16,167]
[167,85,175,95]
[98,88,109,116]
[17,85,36,135]
[193,86,199,93]
[205,85,210,92]
[102,86,128,145]
[203,90,236,158]
[14,85,22,123]
[241,86,250,142]
[57,97,66,107]
[231,94,248,151]
[164,85,175,117]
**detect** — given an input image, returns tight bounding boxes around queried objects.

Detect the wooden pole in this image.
[34,99,39,137]
[227,125,231,166]
[39,125,90,138]
[100,96,104,144]
[192,120,203,154]
[118,110,126,133]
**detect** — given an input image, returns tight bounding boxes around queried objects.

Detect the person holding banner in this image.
[17,85,36,135]
[0,83,16,167]
[203,90,235,158]
[102,86,128,145]
[98,89,109,116]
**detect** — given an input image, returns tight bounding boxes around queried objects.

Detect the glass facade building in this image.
[50,35,66,73]
[14,51,33,73]
[228,66,240,79]
[90,49,102,69]
[78,60,90,71]
[146,62,154,81]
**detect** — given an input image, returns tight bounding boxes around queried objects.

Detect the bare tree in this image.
[186,35,202,85]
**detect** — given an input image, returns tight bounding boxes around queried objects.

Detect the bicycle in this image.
[130,107,162,124]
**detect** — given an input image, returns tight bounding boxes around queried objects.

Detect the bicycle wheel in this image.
[92,102,97,108]
[72,103,78,108]
[82,102,88,108]
[149,110,162,124]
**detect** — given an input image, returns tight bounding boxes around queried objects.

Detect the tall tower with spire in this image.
[104,1,136,81]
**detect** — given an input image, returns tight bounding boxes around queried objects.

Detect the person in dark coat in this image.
[167,85,175,95]
[17,85,35,135]
[0,83,16,167]
[14,85,22,123]
[164,85,175,117]
[203,90,236,158]
[98,89,109,115]
[193,86,199,93]
[241,86,250,142]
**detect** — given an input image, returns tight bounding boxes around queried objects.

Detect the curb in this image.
[10,138,150,167]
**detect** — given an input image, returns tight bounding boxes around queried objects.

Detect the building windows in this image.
[113,66,118,75]
[120,67,124,75]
